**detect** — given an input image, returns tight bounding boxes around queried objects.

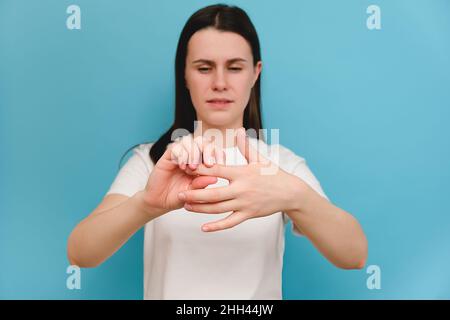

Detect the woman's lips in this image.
[206,100,233,108]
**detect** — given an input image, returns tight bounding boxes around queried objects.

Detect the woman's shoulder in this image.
[128,142,155,171]
[133,142,155,154]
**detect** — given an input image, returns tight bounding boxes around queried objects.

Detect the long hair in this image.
[120,3,263,167]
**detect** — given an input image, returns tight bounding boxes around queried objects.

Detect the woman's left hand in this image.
[178,128,306,232]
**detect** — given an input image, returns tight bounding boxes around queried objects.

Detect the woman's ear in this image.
[252,61,262,87]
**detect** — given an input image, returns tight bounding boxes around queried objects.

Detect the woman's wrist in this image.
[283,173,310,214]
[134,190,167,221]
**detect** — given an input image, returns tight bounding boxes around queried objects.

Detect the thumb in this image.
[156,144,179,170]
[236,127,259,163]
[188,176,218,190]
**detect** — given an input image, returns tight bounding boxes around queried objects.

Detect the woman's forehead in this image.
[187,28,252,62]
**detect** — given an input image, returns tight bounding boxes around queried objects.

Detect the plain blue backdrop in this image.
[1,0,449,299]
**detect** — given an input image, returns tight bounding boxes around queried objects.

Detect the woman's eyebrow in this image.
[191,58,247,65]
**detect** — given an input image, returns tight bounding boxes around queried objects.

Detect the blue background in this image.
[1,0,449,299]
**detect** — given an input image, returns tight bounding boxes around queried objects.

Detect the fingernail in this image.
[178,192,186,200]
[185,203,192,210]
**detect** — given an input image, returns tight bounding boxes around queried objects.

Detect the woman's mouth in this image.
[206,99,233,108]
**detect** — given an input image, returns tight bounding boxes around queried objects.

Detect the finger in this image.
[158,145,179,170]
[236,127,259,163]
[184,166,198,176]
[214,145,226,165]
[193,135,205,151]
[191,137,204,169]
[193,135,213,167]
[201,211,248,232]
[179,146,188,170]
[184,199,237,214]
[203,140,216,167]
[170,143,183,165]
[192,163,238,180]
[181,135,200,169]
[187,176,218,190]
[181,185,235,203]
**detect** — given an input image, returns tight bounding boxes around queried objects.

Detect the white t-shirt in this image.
[106,137,329,299]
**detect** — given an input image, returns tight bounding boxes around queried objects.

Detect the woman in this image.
[67,4,368,299]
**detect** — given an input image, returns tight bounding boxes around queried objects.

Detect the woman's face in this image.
[185,28,262,131]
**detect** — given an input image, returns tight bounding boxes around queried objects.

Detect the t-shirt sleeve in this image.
[282,156,329,237]
[105,144,154,198]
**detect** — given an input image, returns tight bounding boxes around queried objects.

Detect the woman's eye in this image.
[197,67,242,73]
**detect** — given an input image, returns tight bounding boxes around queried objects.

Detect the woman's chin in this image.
[200,114,238,129]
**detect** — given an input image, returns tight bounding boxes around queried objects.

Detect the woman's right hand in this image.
[141,134,226,216]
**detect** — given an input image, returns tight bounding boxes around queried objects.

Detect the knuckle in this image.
[193,136,203,148]
[184,192,192,201]
[210,190,220,201]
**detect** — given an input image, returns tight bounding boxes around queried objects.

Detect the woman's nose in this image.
[212,68,227,91]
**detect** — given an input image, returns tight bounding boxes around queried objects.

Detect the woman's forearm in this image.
[285,177,368,270]
[67,190,164,268]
